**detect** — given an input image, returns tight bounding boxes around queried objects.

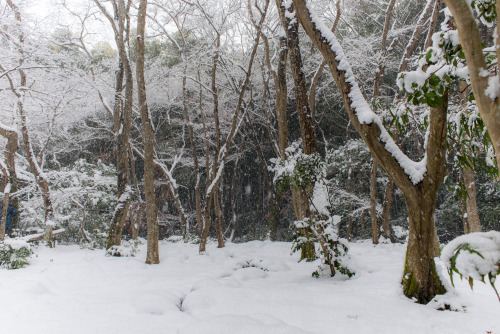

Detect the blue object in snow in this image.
[0,203,18,232]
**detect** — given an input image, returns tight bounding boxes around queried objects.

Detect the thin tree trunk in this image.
[381,179,395,241]
[277,0,317,261]
[4,0,54,246]
[444,0,500,172]
[93,0,134,250]
[462,167,482,233]
[370,160,379,244]
[137,0,159,264]
[129,145,142,240]
[214,187,224,247]
[0,125,18,232]
[360,209,365,240]
[346,157,353,241]
[199,0,269,253]
[373,0,396,99]
[0,162,10,241]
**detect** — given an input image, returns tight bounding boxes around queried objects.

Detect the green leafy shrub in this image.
[272,141,354,278]
[441,231,500,302]
[0,239,31,269]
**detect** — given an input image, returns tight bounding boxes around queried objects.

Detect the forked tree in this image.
[292,0,448,303]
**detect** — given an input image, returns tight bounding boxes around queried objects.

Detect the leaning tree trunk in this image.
[292,0,447,303]
[137,0,160,264]
[444,0,500,173]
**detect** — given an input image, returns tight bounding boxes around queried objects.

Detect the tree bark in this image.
[0,162,10,241]
[277,0,317,261]
[0,124,18,232]
[292,0,447,302]
[462,167,482,233]
[444,0,500,173]
[93,0,134,249]
[370,160,379,244]
[199,0,269,253]
[137,0,159,264]
[381,178,395,241]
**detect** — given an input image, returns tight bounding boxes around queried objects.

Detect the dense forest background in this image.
[1,0,499,252]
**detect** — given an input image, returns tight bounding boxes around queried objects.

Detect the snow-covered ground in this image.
[0,240,498,334]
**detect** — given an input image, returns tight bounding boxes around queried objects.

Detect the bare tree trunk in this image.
[214,187,224,247]
[360,209,365,239]
[0,162,10,241]
[346,157,353,241]
[277,0,317,261]
[137,0,159,264]
[309,1,340,119]
[4,0,54,246]
[94,0,133,250]
[129,145,142,240]
[444,0,500,172]
[462,167,482,233]
[424,0,442,51]
[373,0,396,99]
[381,179,395,241]
[199,0,269,253]
[0,125,18,232]
[370,160,379,244]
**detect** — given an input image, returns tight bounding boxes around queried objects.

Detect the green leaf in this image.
[429,74,440,87]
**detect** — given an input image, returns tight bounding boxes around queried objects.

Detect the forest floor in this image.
[0,239,498,334]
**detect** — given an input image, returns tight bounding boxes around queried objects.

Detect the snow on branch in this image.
[302,2,427,184]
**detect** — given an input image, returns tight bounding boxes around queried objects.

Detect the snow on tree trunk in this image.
[292,0,448,303]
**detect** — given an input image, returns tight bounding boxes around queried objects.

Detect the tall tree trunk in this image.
[0,125,18,232]
[360,209,365,240]
[5,0,54,245]
[444,0,500,172]
[346,158,353,241]
[214,187,224,248]
[199,0,269,253]
[277,0,317,261]
[381,179,395,241]
[462,167,481,233]
[0,162,10,241]
[137,0,159,264]
[93,0,134,250]
[370,160,379,244]
[293,0,447,302]
[129,145,142,240]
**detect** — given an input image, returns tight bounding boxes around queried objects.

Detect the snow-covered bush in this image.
[21,159,117,248]
[271,142,353,278]
[441,231,500,302]
[293,216,353,278]
[106,238,142,257]
[0,239,31,269]
[271,141,324,195]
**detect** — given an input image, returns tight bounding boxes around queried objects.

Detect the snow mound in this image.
[441,231,500,281]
